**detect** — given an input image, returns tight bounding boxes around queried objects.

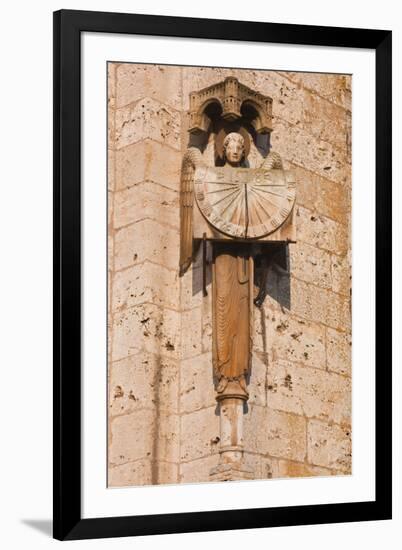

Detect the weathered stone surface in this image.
[296,206,349,256]
[109,352,179,416]
[327,328,352,377]
[291,164,351,224]
[113,181,179,230]
[279,72,352,111]
[243,453,279,480]
[244,405,306,462]
[277,459,333,478]
[108,149,115,191]
[112,304,180,362]
[109,412,154,465]
[116,63,183,110]
[290,241,332,289]
[248,352,268,406]
[301,89,349,152]
[180,265,203,310]
[109,459,153,487]
[262,313,326,370]
[112,261,179,312]
[180,307,202,359]
[291,278,351,331]
[267,359,351,425]
[115,97,181,150]
[109,459,179,487]
[180,353,216,413]
[114,219,179,272]
[109,411,179,466]
[180,406,220,462]
[272,119,351,186]
[331,253,351,296]
[180,454,220,483]
[308,419,352,472]
[115,139,182,192]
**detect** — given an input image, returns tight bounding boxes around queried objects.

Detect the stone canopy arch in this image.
[188,77,273,135]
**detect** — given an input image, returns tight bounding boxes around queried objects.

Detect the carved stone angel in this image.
[179,132,286,400]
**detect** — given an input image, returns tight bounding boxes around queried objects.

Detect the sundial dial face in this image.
[194,166,296,239]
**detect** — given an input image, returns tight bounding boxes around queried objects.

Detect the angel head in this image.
[223,132,245,166]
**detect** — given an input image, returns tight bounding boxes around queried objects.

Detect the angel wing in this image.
[260,150,283,170]
[179,147,204,275]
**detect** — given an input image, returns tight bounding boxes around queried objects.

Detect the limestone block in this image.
[244,405,306,462]
[156,461,180,485]
[109,352,179,416]
[115,140,182,192]
[180,266,203,311]
[109,411,180,467]
[327,328,352,377]
[302,89,349,152]
[291,165,351,224]
[180,307,202,359]
[331,253,351,296]
[108,63,117,103]
[109,411,154,465]
[267,359,351,425]
[279,72,352,111]
[277,459,333,478]
[108,459,179,487]
[109,459,152,487]
[156,413,180,463]
[243,452,279,480]
[108,106,116,148]
[114,219,179,272]
[115,63,183,110]
[108,234,114,272]
[113,181,179,230]
[308,419,351,472]
[180,353,216,413]
[112,304,180,362]
[296,206,349,256]
[180,406,220,462]
[263,312,326,370]
[112,261,179,312]
[248,352,268,406]
[108,149,115,191]
[272,119,350,186]
[326,291,351,332]
[115,97,181,150]
[179,454,220,484]
[291,278,351,331]
[290,242,332,289]
[287,279,328,326]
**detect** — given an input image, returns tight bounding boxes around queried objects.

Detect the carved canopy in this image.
[188,77,273,135]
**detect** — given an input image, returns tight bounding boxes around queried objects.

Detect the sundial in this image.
[194,165,296,239]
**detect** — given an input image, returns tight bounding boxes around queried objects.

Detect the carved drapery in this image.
[212,245,254,401]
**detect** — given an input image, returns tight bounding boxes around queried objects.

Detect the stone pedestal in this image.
[210,379,254,481]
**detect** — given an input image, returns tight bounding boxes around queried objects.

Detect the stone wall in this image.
[107,63,352,486]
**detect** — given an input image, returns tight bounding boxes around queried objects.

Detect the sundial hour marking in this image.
[207,186,241,194]
[210,188,240,208]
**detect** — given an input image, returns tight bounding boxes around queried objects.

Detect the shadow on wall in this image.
[254,246,291,311]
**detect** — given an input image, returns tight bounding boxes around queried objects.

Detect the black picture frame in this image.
[53,9,392,541]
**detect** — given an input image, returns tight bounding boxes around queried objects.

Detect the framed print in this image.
[53,9,392,541]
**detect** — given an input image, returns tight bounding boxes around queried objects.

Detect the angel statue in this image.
[179,131,288,402]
